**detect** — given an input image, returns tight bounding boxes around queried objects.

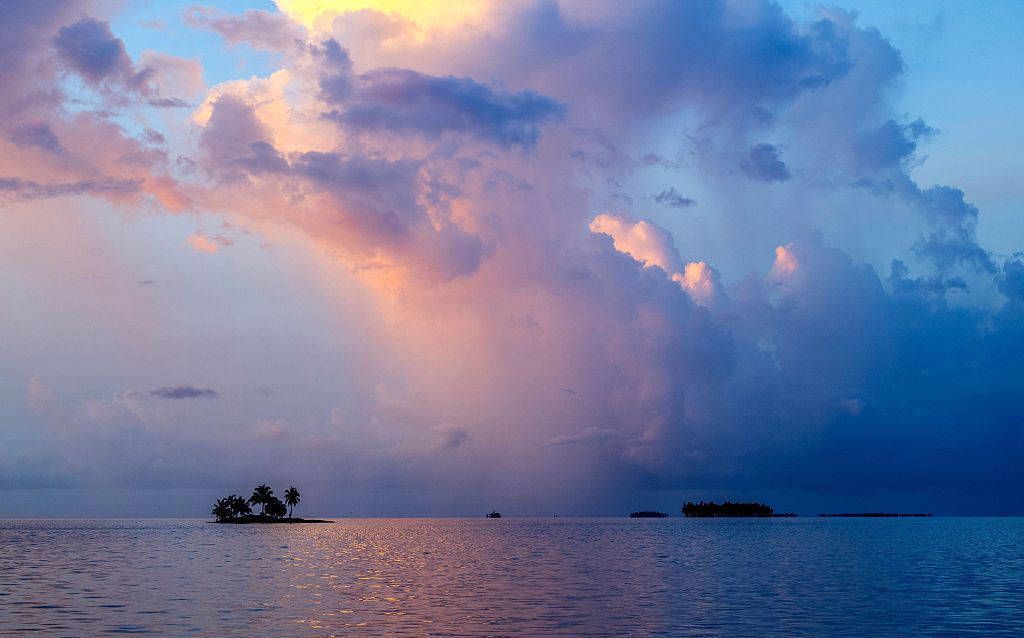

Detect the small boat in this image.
[486,511,501,518]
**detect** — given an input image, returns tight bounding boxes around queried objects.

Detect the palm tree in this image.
[212,498,232,522]
[283,486,301,519]
[229,494,252,518]
[266,496,287,518]
[249,484,274,515]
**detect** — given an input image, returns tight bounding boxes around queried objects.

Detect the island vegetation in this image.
[630,511,668,518]
[211,484,329,523]
[682,500,796,517]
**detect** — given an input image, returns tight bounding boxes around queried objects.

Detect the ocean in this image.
[2,517,1022,636]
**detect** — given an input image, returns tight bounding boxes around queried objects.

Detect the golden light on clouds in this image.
[673,261,717,305]
[772,243,799,276]
[275,0,488,34]
[588,213,681,274]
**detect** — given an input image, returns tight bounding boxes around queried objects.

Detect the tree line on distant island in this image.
[629,501,797,517]
[682,500,789,517]
[212,484,301,522]
[630,501,926,518]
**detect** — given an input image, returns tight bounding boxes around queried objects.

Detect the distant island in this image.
[630,510,668,518]
[819,512,932,517]
[682,500,797,517]
[211,484,329,523]
[486,511,501,518]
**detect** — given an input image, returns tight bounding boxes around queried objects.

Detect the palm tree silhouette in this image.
[249,484,274,515]
[266,496,287,518]
[229,494,252,518]
[284,486,301,519]
[212,498,232,522]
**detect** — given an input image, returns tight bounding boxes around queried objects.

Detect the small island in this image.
[682,500,797,517]
[630,510,668,518]
[211,484,329,523]
[486,511,502,518]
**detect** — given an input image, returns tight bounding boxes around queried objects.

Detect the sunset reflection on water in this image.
[2,517,1023,636]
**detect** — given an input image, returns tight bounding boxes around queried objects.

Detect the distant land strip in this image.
[630,510,669,518]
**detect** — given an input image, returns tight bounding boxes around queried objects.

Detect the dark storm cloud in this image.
[914,230,995,273]
[317,42,565,148]
[454,0,866,125]
[998,259,1024,301]
[668,236,1024,498]
[855,120,918,170]
[741,143,791,183]
[654,188,695,209]
[53,18,134,84]
[888,260,967,296]
[336,69,565,147]
[910,186,994,272]
[149,386,218,400]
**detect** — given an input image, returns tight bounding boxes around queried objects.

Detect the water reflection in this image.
[1,517,1023,635]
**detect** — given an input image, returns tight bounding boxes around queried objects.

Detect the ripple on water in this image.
[1,518,1023,636]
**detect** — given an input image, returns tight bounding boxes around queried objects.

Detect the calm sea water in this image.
[1,517,1022,636]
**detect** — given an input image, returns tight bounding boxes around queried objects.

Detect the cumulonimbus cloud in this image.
[3,0,1023,514]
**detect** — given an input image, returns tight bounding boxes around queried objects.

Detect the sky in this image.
[1,0,1022,517]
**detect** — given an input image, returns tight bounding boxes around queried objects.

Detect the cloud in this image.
[187,232,232,254]
[5,1,1024,514]
[52,17,200,107]
[654,188,695,209]
[159,2,1023,510]
[546,427,619,447]
[53,18,135,84]
[8,122,63,154]
[142,128,165,144]
[854,120,918,170]
[0,6,189,216]
[888,260,967,296]
[319,53,566,147]
[588,213,683,274]
[431,424,469,451]
[147,97,192,108]
[148,386,218,400]
[741,143,791,183]
[672,261,724,307]
[185,6,306,51]
[914,230,994,273]
[998,259,1024,301]
[0,176,142,202]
